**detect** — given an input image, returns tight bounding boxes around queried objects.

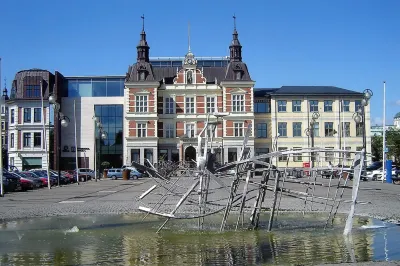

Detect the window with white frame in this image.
[10,133,14,148]
[34,108,41,122]
[277,100,287,112]
[313,122,320,137]
[341,122,350,137]
[257,123,267,138]
[324,100,333,112]
[206,124,216,138]
[137,123,147,137]
[24,108,31,123]
[234,122,244,137]
[10,109,14,124]
[293,122,302,137]
[34,132,41,147]
[185,97,195,114]
[165,123,175,138]
[232,94,244,112]
[185,123,195,138]
[309,100,319,112]
[278,122,287,137]
[23,132,31,147]
[325,122,334,137]
[135,95,148,113]
[293,147,302,162]
[292,100,301,112]
[342,100,350,112]
[278,147,288,161]
[206,96,216,113]
[165,97,175,114]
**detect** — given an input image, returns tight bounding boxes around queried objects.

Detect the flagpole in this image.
[74,100,79,185]
[41,81,51,189]
[382,81,386,183]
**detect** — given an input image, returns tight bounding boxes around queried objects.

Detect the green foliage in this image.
[386,128,400,163]
[372,128,400,163]
[371,135,383,161]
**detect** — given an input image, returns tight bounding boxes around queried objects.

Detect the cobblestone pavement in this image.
[0,176,399,224]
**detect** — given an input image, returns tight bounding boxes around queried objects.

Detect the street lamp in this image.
[49,93,70,187]
[305,111,320,168]
[353,89,373,179]
[93,116,107,181]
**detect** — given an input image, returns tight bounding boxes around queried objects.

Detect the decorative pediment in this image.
[230,88,247,94]
[136,88,150,94]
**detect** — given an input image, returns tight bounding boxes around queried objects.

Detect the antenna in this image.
[141,14,145,31]
[188,21,191,52]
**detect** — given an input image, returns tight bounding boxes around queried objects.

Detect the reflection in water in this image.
[0,214,398,265]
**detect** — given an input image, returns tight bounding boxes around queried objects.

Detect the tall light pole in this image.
[40,81,51,189]
[0,57,3,197]
[353,89,373,180]
[305,111,320,168]
[93,115,107,181]
[382,82,386,182]
[49,94,69,186]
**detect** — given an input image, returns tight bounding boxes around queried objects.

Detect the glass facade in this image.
[95,105,124,169]
[150,58,229,68]
[67,78,125,97]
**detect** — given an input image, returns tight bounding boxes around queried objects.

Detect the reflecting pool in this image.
[0,213,399,265]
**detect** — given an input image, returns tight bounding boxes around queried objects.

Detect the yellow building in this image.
[254,86,371,168]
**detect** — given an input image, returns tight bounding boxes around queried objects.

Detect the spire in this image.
[137,14,150,63]
[188,21,191,53]
[2,78,8,100]
[229,14,242,62]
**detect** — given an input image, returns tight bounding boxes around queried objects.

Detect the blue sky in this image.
[0,0,398,124]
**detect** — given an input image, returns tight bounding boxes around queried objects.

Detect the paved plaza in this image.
[0,177,399,224]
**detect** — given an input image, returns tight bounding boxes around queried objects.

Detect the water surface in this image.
[0,213,399,265]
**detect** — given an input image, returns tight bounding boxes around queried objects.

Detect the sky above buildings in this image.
[0,0,399,124]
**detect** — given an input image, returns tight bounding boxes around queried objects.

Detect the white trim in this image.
[184,95,196,114]
[184,122,196,138]
[204,95,217,114]
[164,123,176,138]
[164,95,175,114]
[137,122,147,138]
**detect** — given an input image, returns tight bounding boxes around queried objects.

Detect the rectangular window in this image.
[341,122,350,137]
[24,85,41,98]
[292,100,301,112]
[309,100,319,112]
[9,157,14,167]
[355,100,362,112]
[293,122,302,137]
[135,95,148,113]
[1,122,4,130]
[278,122,287,137]
[23,133,31,147]
[34,108,41,122]
[356,123,363,137]
[293,147,302,162]
[254,102,269,113]
[324,100,333,112]
[277,100,287,112]
[165,97,174,114]
[232,94,244,112]
[325,147,334,162]
[165,123,175,138]
[24,108,31,123]
[131,149,141,163]
[234,122,244,137]
[10,109,14,124]
[34,132,41,147]
[278,147,287,161]
[137,123,147,137]
[206,97,216,113]
[185,123,195,138]
[206,125,215,138]
[228,148,237,163]
[1,107,4,114]
[342,100,350,112]
[257,123,267,138]
[10,133,14,148]
[325,122,334,137]
[185,97,195,114]
[313,122,320,137]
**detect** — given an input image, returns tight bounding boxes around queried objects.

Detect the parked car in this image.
[107,168,123,180]
[122,165,147,178]
[3,173,22,192]
[366,161,383,171]
[77,168,94,180]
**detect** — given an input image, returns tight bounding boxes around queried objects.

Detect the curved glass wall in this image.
[67,78,124,97]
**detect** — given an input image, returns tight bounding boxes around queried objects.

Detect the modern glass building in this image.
[65,77,125,97]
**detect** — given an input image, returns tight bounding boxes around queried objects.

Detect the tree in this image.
[371,135,383,161]
[386,128,400,163]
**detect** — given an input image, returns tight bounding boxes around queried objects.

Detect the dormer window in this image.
[186,70,193,84]
[235,71,242,80]
[139,71,146,81]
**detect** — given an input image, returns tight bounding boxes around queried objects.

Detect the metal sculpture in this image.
[132,113,372,235]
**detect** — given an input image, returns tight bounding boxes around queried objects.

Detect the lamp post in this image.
[353,89,373,180]
[305,111,320,168]
[49,94,70,187]
[93,115,107,181]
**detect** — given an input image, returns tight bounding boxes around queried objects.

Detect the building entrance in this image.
[185,146,196,162]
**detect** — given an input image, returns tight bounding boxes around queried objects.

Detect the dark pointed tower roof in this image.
[126,15,156,82]
[229,15,242,62]
[2,78,9,101]
[137,15,150,63]
[224,15,252,81]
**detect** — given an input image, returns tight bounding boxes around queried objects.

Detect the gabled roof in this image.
[254,86,363,97]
